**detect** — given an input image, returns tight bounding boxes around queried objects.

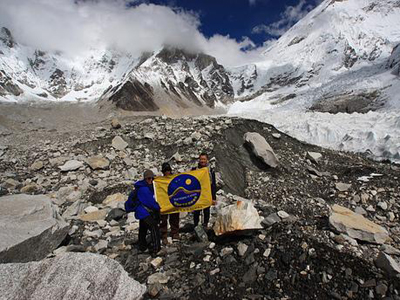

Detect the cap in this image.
[143,169,155,179]
[161,162,172,174]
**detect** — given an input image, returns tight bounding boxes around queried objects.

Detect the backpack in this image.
[125,189,139,213]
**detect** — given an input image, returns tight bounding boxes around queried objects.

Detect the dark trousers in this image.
[138,216,161,254]
[160,213,179,238]
[194,207,210,227]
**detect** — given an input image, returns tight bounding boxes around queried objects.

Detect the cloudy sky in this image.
[0,0,323,66]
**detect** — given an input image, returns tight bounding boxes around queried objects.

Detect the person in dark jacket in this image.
[159,162,180,244]
[193,152,216,228]
[129,169,161,255]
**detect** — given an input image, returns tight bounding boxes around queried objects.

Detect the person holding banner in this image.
[193,152,216,229]
[159,162,180,244]
[133,170,161,255]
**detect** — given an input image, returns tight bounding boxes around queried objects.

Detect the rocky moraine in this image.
[0,115,400,300]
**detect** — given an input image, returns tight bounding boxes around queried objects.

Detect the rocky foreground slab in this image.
[0,252,146,300]
[0,194,69,263]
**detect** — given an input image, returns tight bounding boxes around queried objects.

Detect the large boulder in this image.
[0,194,69,263]
[329,204,389,244]
[213,200,263,236]
[244,132,279,168]
[0,252,146,300]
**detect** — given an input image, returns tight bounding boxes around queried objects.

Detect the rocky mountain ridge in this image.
[230,0,400,112]
[2,0,400,114]
[0,28,235,113]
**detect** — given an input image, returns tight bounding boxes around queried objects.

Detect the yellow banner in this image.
[154,167,212,214]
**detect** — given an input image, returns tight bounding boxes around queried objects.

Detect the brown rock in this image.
[329,204,389,244]
[87,156,110,170]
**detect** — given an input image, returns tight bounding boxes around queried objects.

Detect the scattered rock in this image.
[147,272,169,284]
[380,244,400,256]
[106,208,126,222]
[0,253,146,300]
[194,225,208,242]
[277,210,290,219]
[111,118,122,129]
[307,152,322,164]
[237,242,248,257]
[329,204,389,244]
[244,132,279,168]
[272,133,281,139]
[261,212,281,227]
[150,257,163,268]
[112,136,128,151]
[375,252,400,276]
[220,247,234,257]
[59,160,83,172]
[30,160,44,171]
[20,183,38,194]
[103,193,126,209]
[0,194,69,263]
[87,155,110,170]
[335,182,352,192]
[213,200,263,236]
[79,209,109,222]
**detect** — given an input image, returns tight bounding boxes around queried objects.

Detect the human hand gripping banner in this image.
[154,167,212,214]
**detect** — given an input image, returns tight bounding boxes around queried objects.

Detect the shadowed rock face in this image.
[0,194,69,263]
[0,27,14,48]
[388,43,400,75]
[0,70,23,97]
[107,79,158,111]
[0,252,146,300]
[309,90,383,114]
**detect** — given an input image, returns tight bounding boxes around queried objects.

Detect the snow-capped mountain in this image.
[230,0,400,111]
[0,27,234,112]
[229,0,400,163]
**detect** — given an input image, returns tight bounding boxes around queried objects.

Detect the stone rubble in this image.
[1,115,400,299]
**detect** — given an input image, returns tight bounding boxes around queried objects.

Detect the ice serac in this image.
[0,194,69,263]
[244,132,279,168]
[0,252,146,300]
[329,204,389,244]
[213,200,263,236]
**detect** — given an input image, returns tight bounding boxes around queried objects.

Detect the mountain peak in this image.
[0,27,15,48]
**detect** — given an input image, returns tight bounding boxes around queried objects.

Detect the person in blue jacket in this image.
[126,169,161,255]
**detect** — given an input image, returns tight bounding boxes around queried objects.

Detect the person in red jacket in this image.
[159,162,180,244]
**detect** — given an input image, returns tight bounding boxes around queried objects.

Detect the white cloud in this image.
[252,0,319,37]
[249,0,257,6]
[0,0,267,66]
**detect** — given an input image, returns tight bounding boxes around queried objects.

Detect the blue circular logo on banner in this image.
[168,174,201,207]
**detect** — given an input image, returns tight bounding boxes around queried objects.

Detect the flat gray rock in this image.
[59,160,83,172]
[0,194,69,263]
[244,132,279,168]
[307,151,322,164]
[112,136,128,151]
[335,182,352,192]
[0,252,146,300]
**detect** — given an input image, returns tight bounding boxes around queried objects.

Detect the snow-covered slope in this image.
[229,0,400,163]
[99,47,234,112]
[230,0,400,108]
